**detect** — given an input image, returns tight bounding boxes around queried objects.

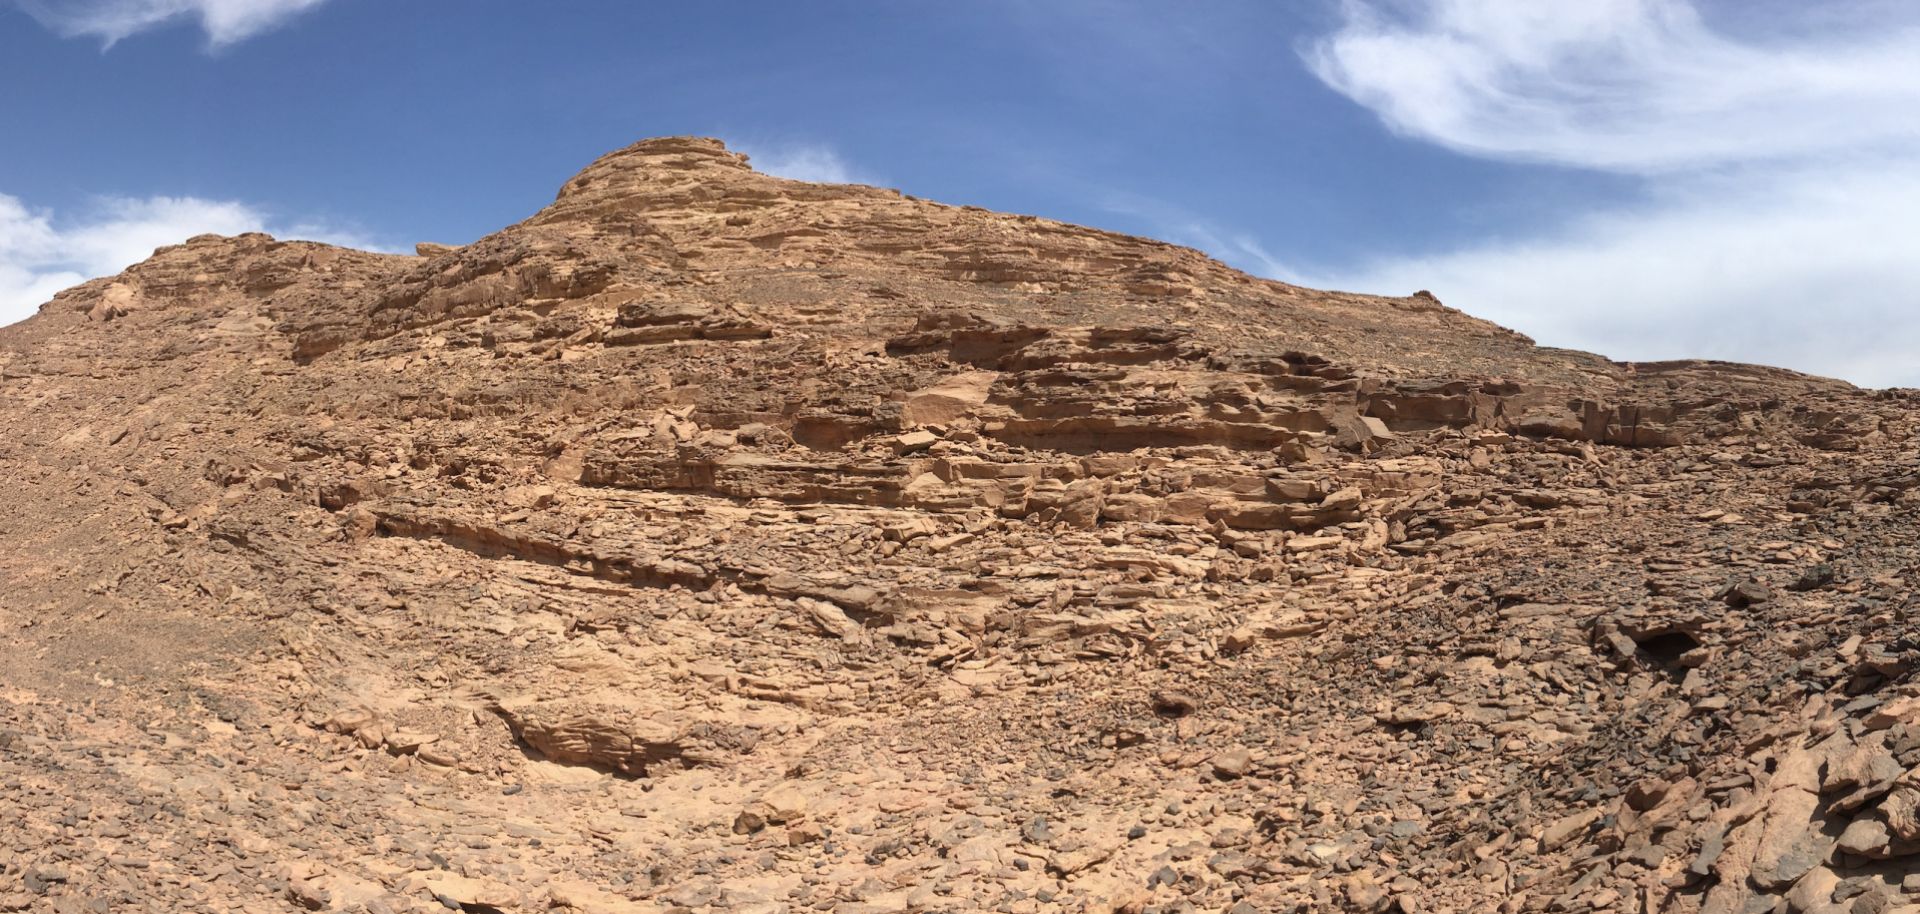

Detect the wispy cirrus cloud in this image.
[0,192,377,326]
[14,0,329,47]
[1096,188,1298,281]
[1288,0,1920,387]
[1303,0,1920,174]
[734,141,882,186]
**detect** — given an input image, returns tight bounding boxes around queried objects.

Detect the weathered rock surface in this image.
[1,137,1917,913]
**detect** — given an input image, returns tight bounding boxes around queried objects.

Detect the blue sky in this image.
[4,1,1918,385]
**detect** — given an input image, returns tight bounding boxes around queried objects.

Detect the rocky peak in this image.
[536,135,771,224]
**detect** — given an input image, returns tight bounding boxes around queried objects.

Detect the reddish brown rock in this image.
[0,136,1913,914]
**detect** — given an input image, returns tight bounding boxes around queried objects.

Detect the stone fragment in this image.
[1211,747,1254,779]
[891,431,938,454]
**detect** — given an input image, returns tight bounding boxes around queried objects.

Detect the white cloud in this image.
[0,192,374,326]
[1291,0,1920,388]
[735,142,881,186]
[1304,0,1920,173]
[1286,161,1920,387]
[16,0,329,47]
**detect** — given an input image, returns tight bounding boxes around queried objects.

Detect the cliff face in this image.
[0,137,1914,914]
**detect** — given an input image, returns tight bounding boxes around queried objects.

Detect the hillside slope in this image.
[0,138,1914,914]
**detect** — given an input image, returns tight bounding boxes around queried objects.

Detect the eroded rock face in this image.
[0,136,1916,913]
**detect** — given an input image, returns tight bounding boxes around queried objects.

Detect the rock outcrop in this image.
[0,137,1914,913]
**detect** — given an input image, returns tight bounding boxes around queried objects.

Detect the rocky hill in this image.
[1,137,1916,914]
